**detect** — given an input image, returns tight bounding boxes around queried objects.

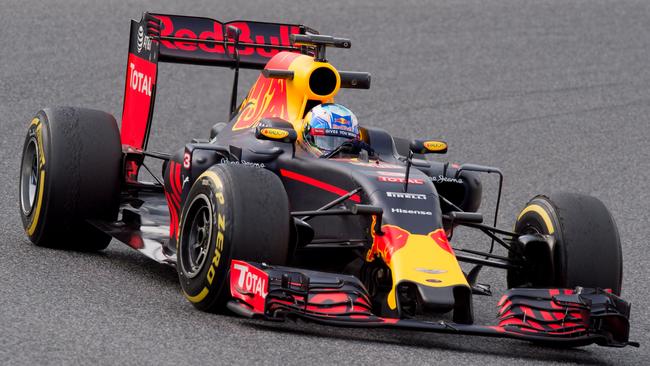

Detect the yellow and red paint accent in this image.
[259,127,290,139]
[232,51,341,132]
[366,221,468,310]
[423,140,448,153]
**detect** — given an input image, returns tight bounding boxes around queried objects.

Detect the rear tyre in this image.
[508,193,622,294]
[19,107,121,251]
[177,164,291,312]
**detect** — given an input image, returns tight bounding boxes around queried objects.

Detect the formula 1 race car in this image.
[19,13,637,348]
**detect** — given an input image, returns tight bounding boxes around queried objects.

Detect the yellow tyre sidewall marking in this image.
[517,203,555,234]
[182,170,225,304]
[27,118,46,236]
[184,287,210,303]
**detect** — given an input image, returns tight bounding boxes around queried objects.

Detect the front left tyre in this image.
[177,164,291,312]
[19,107,121,251]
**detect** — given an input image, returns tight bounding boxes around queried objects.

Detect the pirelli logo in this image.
[386,192,427,200]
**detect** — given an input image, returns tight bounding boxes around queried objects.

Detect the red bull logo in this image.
[429,229,453,254]
[365,223,467,310]
[366,223,467,310]
[232,52,301,131]
[334,117,351,126]
[366,226,453,264]
[366,225,410,263]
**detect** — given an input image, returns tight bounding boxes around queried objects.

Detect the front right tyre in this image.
[508,192,623,294]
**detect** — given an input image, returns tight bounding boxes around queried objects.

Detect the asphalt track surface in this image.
[1,0,649,365]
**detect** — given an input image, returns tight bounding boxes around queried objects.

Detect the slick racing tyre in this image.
[508,193,622,294]
[177,164,290,312]
[19,107,121,251]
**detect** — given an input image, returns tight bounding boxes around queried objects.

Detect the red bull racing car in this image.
[19,12,637,348]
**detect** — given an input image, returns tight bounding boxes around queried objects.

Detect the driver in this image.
[302,103,360,156]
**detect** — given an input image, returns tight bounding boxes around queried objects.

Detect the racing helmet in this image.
[302,103,360,154]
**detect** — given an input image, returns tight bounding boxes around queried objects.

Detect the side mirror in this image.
[403,139,447,192]
[255,118,297,144]
[409,139,448,154]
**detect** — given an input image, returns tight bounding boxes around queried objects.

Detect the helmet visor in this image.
[312,135,353,152]
[309,128,358,152]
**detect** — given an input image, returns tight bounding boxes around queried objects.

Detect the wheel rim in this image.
[180,194,213,278]
[20,138,40,216]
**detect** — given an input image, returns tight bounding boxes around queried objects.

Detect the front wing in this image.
[227,260,638,348]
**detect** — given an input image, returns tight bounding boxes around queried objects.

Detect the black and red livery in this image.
[18,12,637,349]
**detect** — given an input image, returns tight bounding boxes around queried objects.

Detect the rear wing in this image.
[120,12,313,151]
[153,13,311,68]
